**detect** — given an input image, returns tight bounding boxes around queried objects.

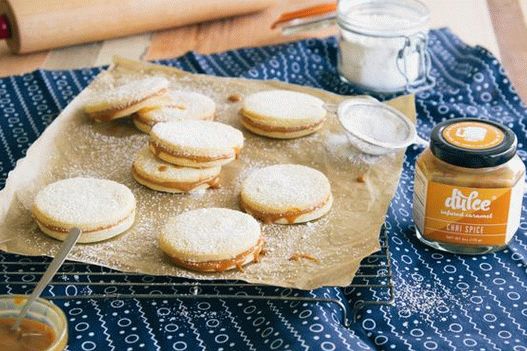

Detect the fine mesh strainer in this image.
[334,97,427,155]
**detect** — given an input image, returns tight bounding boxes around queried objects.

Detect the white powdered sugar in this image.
[325,132,384,165]
[340,104,410,144]
[337,3,427,92]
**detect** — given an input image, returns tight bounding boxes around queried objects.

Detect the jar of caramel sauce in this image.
[413,118,525,254]
[0,295,68,351]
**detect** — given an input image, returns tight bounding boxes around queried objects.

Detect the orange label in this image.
[423,182,511,246]
[442,121,504,149]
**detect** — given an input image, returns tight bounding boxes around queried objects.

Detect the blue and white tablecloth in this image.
[1,28,527,350]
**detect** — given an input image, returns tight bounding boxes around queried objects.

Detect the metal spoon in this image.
[11,227,82,332]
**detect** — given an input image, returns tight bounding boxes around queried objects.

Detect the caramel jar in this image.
[413,118,525,254]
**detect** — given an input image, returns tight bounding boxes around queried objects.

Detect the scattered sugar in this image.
[394,277,456,318]
[325,132,385,165]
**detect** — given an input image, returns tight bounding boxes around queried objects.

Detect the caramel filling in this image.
[89,89,169,122]
[35,211,134,234]
[168,238,265,273]
[134,113,157,127]
[149,141,238,163]
[240,113,326,133]
[240,195,330,224]
[132,165,220,191]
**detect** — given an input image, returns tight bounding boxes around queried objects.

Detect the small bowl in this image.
[337,98,418,155]
[0,294,68,351]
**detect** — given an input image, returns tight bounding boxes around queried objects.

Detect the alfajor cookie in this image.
[240,164,332,224]
[132,147,221,193]
[133,90,216,133]
[149,120,244,168]
[32,177,136,243]
[159,208,264,272]
[84,77,170,122]
[240,90,327,139]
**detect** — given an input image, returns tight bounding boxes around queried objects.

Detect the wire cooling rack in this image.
[0,228,393,327]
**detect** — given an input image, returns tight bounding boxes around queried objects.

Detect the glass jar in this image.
[337,0,433,93]
[0,295,68,350]
[413,118,525,255]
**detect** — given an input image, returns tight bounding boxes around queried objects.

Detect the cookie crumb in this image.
[228,94,242,103]
[289,252,320,264]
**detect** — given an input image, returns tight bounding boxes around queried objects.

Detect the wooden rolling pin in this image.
[0,0,276,54]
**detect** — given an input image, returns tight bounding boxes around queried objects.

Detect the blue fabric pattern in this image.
[1,28,527,350]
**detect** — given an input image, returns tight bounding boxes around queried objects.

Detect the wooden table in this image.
[1,0,526,101]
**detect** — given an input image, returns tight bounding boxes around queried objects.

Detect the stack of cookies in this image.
[133,120,244,193]
[83,76,217,133]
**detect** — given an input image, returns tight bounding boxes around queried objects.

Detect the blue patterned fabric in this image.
[1,28,527,350]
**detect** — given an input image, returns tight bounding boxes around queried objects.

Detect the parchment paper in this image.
[0,57,415,290]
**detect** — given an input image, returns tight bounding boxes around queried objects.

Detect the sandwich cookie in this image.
[240,90,327,139]
[133,90,216,133]
[149,120,244,168]
[32,177,136,243]
[132,147,221,193]
[240,164,332,224]
[84,77,170,122]
[159,208,264,272]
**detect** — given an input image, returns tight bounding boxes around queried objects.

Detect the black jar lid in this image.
[430,118,517,168]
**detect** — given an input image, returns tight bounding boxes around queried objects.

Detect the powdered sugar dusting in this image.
[151,120,244,154]
[241,164,331,212]
[139,90,216,123]
[243,90,326,123]
[84,77,168,112]
[325,132,384,165]
[160,208,260,261]
[33,177,135,227]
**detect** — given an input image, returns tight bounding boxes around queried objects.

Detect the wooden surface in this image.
[1,0,275,53]
[0,0,526,101]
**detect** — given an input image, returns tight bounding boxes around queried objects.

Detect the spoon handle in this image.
[12,227,82,331]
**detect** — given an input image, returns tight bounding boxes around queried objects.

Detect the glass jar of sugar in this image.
[337,0,432,93]
[413,118,525,255]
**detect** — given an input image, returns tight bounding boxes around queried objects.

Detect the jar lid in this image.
[430,118,517,168]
